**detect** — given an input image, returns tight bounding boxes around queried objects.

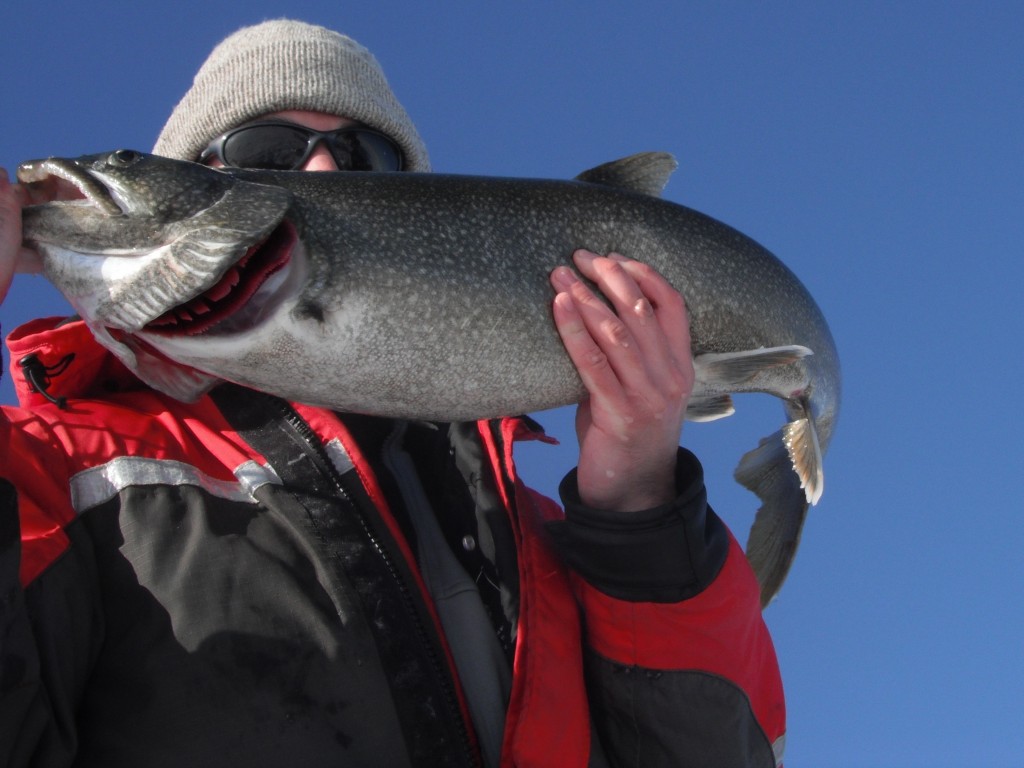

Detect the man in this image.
[0,19,785,767]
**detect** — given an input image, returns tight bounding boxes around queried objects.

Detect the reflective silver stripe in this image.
[68,456,281,513]
[324,438,354,476]
[773,733,786,766]
[234,459,282,498]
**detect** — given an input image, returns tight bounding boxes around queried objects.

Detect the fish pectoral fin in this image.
[693,345,812,387]
[734,430,811,607]
[128,339,222,402]
[685,394,735,422]
[81,320,222,402]
[574,152,678,198]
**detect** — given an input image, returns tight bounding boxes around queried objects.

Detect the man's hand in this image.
[0,168,49,305]
[550,249,694,512]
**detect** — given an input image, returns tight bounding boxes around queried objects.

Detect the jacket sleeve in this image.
[0,408,103,768]
[547,449,786,768]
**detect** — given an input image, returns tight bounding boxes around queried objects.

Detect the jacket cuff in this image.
[546,449,730,602]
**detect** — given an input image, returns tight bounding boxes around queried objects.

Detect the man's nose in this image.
[301,140,340,171]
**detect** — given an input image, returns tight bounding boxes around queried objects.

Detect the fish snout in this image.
[17,155,128,216]
[16,162,87,207]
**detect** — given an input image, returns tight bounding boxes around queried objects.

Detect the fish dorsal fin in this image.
[574,152,678,197]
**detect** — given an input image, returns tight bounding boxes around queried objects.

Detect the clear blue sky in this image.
[3,2,1022,765]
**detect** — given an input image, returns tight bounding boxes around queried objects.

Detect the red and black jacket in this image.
[1,317,785,767]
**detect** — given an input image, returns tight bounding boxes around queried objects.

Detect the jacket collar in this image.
[6,317,143,407]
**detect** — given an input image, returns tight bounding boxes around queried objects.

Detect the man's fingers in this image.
[551,288,628,408]
[551,263,675,426]
[569,250,693,400]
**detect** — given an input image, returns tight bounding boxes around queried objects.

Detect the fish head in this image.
[20,149,237,220]
[19,151,299,399]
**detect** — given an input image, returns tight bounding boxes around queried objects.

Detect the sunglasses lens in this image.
[221,125,312,170]
[214,124,405,171]
[327,131,403,172]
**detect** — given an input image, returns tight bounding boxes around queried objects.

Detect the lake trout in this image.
[18,149,841,604]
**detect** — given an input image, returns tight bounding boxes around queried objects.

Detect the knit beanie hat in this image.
[153,19,430,171]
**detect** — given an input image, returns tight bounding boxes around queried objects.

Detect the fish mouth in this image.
[20,152,298,338]
[17,157,119,213]
[143,221,298,336]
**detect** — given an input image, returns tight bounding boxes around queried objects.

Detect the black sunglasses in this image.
[199,120,405,172]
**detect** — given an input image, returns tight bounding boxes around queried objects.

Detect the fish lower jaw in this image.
[18,159,118,214]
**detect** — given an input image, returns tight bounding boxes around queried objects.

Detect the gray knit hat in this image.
[153,19,430,171]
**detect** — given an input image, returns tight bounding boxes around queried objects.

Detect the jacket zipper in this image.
[272,399,478,767]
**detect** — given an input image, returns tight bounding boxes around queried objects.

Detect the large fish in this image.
[18,149,840,604]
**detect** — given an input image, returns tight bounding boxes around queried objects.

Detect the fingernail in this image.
[573,249,598,264]
[608,253,629,263]
[551,266,577,289]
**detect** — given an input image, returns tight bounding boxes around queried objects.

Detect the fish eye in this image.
[108,149,142,167]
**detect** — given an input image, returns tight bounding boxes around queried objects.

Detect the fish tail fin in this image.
[735,431,809,606]
[735,406,823,606]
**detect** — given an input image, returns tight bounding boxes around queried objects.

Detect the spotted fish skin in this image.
[19,150,840,604]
